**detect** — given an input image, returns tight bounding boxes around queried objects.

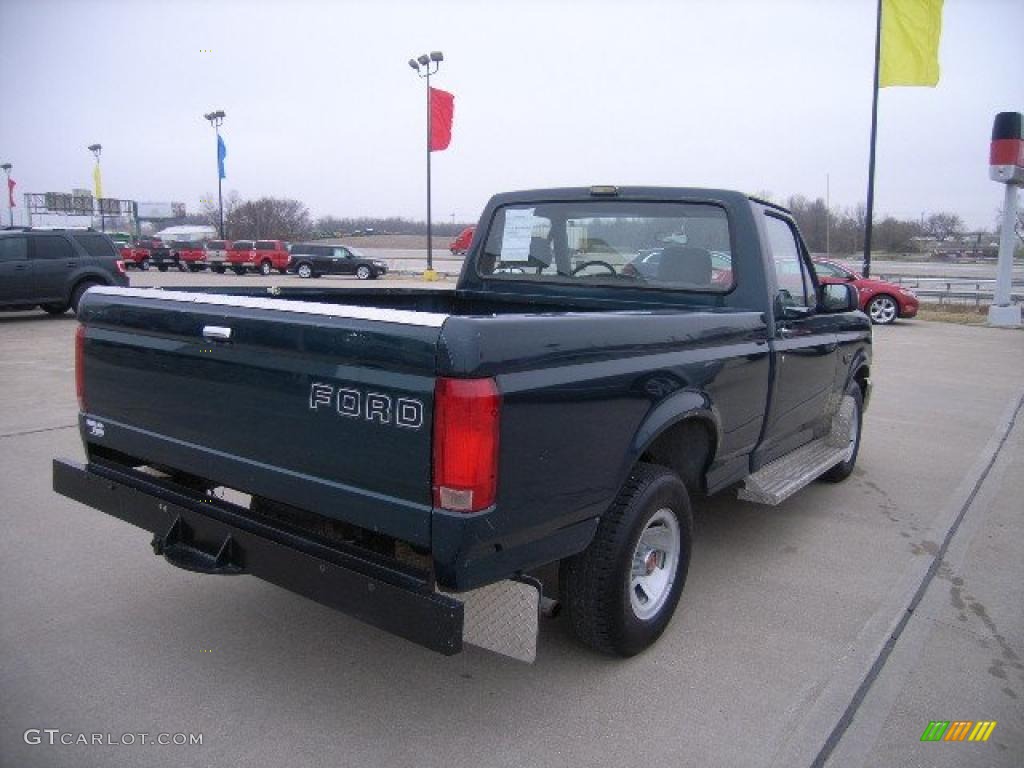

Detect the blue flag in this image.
[217,134,227,179]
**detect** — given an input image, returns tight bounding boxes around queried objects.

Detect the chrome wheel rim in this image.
[629,508,680,620]
[357,267,370,279]
[297,264,311,278]
[869,296,897,324]
[261,262,271,275]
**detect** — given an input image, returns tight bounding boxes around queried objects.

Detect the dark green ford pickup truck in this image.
[54,187,871,661]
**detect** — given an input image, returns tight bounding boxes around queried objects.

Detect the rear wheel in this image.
[232,266,247,276]
[157,265,168,272]
[867,294,898,325]
[140,259,151,271]
[356,265,371,280]
[41,303,69,315]
[259,260,273,276]
[561,463,692,656]
[176,260,187,272]
[188,264,204,273]
[296,263,313,279]
[211,265,225,274]
[70,281,102,315]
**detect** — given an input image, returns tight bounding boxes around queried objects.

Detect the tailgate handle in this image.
[202,325,232,341]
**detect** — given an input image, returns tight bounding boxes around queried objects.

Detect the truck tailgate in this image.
[77,287,445,546]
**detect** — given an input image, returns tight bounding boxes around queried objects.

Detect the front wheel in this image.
[41,303,69,315]
[232,266,247,276]
[356,265,371,280]
[867,294,898,325]
[561,463,692,656]
[211,265,225,274]
[140,259,151,271]
[296,263,313,279]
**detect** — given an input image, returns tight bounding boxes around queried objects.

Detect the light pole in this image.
[1,163,11,227]
[409,51,443,278]
[204,110,226,238]
[87,144,105,231]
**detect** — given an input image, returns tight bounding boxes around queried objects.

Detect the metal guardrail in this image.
[877,275,1024,307]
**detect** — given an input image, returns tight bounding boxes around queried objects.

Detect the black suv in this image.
[0,228,129,315]
[287,243,388,279]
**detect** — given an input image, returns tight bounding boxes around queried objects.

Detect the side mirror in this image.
[819,282,858,312]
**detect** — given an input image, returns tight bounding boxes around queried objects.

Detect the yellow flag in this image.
[880,0,943,87]
[92,163,103,200]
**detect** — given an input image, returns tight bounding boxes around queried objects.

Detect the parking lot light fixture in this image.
[409,50,444,279]
[204,110,227,238]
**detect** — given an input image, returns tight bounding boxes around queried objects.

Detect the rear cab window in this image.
[477,200,734,293]
[71,233,117,258]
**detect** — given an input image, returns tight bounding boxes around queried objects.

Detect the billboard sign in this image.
[137,202,186,219]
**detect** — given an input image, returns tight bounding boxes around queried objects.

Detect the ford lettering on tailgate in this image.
[309,383,424,430]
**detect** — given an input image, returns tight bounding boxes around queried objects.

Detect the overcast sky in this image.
[1,0,1020,230]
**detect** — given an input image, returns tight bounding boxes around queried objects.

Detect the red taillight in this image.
[115,259,126,274]
[75,325,86,412]
[432,377,501,513]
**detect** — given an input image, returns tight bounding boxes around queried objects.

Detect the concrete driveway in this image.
[1,288,1021,768]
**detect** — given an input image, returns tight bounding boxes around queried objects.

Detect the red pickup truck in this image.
[172,242,208,273]
[119,238,165,270]
[226,239,290,275]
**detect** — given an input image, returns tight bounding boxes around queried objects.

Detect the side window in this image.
[764,215,812,308]
[256,241,274,251]
[30,236,76,260]
[0,237,28,262]
[71,233,116,258]
[814,261,844,278]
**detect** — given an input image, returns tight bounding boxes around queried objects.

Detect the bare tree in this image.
[923,212,963,241]
[226,197,312,241]
[201,190,242,237]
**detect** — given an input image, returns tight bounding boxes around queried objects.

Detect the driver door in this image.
[758,214,840,465]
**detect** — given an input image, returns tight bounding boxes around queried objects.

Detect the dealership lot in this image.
[1,279,1022,767]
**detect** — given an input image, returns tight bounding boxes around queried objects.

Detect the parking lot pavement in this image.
[1,306,1022,768]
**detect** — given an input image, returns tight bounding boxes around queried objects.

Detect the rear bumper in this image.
[52,458,464,655]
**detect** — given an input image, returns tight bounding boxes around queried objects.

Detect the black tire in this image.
[157,265,168,272]
[277,268,288,275]
[821,381,864,482]
[259,260,272,276]
[41,303,69,315]
[356,265,371,280]
[70,281,102,315]
[212,265,225,274]
[296,263,314,279]
[188,265,204,273]
[561,463,692,656]
[866,294,899,325]
[140,259,151,271]
[176,260,187,272]
[232,266,247,276]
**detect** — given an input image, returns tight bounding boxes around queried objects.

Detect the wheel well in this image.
[854,364,870,401]
[68,276,105,300]
[639,418,715,495]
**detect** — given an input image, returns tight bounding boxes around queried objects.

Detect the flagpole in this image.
[863,0,882,278]
[426,66,433,273]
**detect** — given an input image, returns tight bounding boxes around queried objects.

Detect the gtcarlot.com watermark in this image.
[24,729,202,747]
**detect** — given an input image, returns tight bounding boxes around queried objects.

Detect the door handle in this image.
[202,325,232,341]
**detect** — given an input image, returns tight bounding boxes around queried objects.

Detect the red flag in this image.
[6,177,14,207]
[429,87,454,152]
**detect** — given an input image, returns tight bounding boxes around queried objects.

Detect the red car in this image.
[449,226,475,255]
[226,239,290,275]
[118,238,163,270]
[813,259,918,325]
